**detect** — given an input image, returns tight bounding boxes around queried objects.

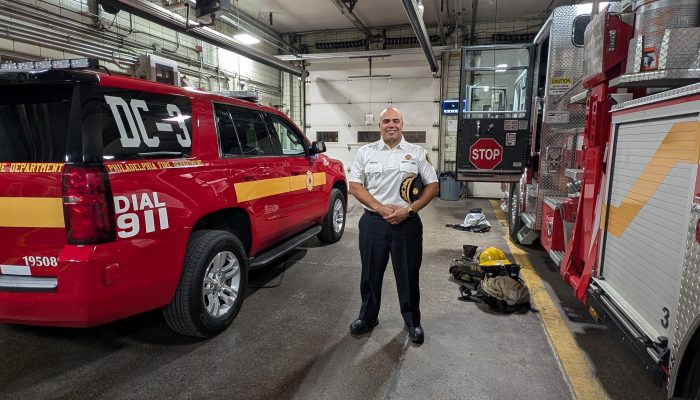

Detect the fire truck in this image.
[455,1,700,397]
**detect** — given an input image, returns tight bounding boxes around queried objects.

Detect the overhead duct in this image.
[400,0,439,73]
[385,35,441,46]
[315,39,367,50]
[492,32,537,44]
[99,0,307,77]
[314,35,441,50]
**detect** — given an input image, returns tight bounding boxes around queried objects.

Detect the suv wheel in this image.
[164,230,248,337]
[318,188,346,243]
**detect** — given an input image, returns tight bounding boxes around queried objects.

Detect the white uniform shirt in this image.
[349,137,438,210]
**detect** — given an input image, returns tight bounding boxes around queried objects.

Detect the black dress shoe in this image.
[405,325,424,344]
[350,319,378,335]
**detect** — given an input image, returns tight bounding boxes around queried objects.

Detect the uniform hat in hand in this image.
[400,175,424,202]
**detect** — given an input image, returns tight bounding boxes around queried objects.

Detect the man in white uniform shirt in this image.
[348,106,438,344]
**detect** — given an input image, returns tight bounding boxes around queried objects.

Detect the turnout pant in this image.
[358,211,423,327]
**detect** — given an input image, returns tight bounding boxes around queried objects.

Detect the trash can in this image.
[439,173,461,201]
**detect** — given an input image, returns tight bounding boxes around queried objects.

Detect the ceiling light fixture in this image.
[234,33,260,45]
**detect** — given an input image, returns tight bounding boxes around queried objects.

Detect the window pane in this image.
[228,107,274,156]
[100,88,193,160]
[403,131,426,143]
[463,70,528,119]
[214,103,241,156]
[316,131,338,142]
[463,48,530,69]
[269,115,306,156]
[0,84,72,162]
[358,131,380,142]
[572,15,592,47]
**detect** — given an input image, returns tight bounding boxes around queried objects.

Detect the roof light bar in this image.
[218,90,260,102]
[0,58,100,71]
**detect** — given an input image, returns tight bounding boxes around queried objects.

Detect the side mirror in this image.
[311,140,326,154]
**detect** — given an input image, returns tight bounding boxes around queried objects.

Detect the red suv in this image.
[0,60,347,337]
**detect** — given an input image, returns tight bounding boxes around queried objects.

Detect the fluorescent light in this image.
[495,63,507,72]
[234,33,260,45]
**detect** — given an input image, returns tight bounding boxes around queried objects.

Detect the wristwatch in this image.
[406,205,417,217]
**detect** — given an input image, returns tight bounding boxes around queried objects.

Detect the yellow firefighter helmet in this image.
[478,247,511,267]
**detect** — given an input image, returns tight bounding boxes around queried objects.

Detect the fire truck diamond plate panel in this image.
[535,5,589,229]
[674,202,700,375]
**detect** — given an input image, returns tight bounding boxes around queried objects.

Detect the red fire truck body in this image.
[455,2,700,397]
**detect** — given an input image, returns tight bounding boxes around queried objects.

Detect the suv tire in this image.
[318,188,346,243]
[164,230,248,337]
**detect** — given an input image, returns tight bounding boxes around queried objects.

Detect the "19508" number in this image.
[22,256,58,267]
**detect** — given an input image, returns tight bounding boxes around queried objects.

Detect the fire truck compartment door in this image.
[600,112,698,344]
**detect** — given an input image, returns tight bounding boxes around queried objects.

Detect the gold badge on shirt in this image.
[405,154,412,160]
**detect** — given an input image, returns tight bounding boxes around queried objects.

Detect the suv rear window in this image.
[100,88,193,160]
[0,84,194,163]
[0,84,73,162]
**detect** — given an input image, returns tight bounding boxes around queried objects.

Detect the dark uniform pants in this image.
[358,211,423,327]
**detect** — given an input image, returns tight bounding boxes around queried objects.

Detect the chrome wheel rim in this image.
[202,250,241,318]
[332,198,344,233]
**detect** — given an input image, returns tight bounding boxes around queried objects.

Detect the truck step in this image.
[521,212,536,229]
[544,196,567,210]
[549,250,565,266]
[517,224,539,245]
[249,226,322,269]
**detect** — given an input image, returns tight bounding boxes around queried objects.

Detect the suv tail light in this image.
[62,164,116,244]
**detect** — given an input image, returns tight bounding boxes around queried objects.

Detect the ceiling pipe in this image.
[434,0,446,45]
[329,0,373,38]
[469,0,478,45]
[163,0,191,12]
[276,45,452,61]
[227,3,301,54]
[99,0,307,77]
[400,0,439,73]
[162,0,298,53]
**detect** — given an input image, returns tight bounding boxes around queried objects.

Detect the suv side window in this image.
[214,103,242,157]
[267,114,306,156]
[228,107,274,156]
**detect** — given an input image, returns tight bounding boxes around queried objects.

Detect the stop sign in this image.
[469,138,503,170]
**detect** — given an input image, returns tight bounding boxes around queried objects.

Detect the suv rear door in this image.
[0,81,75,281]
[215,104,290,251]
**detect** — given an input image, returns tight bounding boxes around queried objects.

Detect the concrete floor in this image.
[0,198,667,399]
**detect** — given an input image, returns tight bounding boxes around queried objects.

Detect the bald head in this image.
[379,106,403,122]
[378,106,404,148]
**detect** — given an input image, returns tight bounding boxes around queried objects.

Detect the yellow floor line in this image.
[489,200,608,400]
